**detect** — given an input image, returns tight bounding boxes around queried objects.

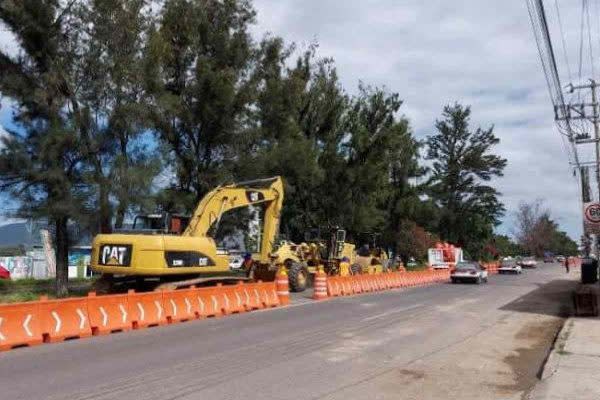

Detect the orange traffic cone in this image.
[313,267,328,300]
[275,268,290,306]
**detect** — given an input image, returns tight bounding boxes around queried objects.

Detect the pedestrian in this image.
[564,257,570,273]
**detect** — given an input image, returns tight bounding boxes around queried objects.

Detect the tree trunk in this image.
[114,201,127,230]
[99,184,112,233]
[55,217,69,298]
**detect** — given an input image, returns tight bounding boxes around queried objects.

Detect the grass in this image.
[404,264,430,272]
[0,278,95,303]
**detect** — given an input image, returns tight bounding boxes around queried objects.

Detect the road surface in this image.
[0,264,577,400]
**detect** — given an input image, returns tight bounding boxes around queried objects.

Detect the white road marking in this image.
[51,311,61,332]
[23,314,33,337]
[361,304,424,322]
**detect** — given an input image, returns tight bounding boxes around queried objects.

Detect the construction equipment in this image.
[267,228,387,292]
[90,177,285,291]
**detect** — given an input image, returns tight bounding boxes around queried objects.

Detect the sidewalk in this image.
[527,316,600,400]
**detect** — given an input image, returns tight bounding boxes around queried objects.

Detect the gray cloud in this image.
[251,0,583,239]
[0,1,584,239]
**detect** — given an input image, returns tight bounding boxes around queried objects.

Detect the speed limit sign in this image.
[583,202,600,233]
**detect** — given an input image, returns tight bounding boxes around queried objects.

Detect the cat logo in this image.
[100,244,132,266]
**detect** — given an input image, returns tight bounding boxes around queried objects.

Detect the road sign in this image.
[583,202,600,234]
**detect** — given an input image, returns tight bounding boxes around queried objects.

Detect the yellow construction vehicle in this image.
[266,228,386,292]
[90,177,286,290]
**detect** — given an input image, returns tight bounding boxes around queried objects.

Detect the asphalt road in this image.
[0,264,578,400]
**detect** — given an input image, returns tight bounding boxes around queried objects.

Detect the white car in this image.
[451,262,488,284]
[498,261,522,274]
[228,253,244,270]
[431,262,449,270]
[519,257,538,269]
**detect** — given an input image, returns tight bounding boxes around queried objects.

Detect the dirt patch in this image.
[493,318,564,392]
[397,369,426,381]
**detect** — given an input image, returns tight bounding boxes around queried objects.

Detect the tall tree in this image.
[514,200,578,257]
[145,0,258,212]
[0,0,88,296]
[426,103,507,258]
[77,0,160,230]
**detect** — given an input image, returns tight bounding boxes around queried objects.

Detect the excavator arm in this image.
[183,176,284,262]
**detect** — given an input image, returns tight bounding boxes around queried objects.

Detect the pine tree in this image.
[426,103,507,258]
[0,1,89,296]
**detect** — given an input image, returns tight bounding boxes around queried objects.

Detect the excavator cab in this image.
[126,213,191,235]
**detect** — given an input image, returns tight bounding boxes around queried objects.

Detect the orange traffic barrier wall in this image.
[39,296,91,343]
[163,287,200,323]
[0,280,285,353]
[128,290,167,328]
[87,292,131,335]
[0,300,42,351]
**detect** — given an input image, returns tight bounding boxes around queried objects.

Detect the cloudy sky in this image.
[0,1,589,239]
[250,0,587,239]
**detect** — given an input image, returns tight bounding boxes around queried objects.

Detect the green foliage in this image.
[426,103,507,259]
[0,1,527,285]
[491,234,523,257]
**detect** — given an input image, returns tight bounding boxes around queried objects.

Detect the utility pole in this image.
[555,79,600,256]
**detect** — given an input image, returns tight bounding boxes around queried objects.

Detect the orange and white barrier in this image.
[325,270,450,298]
[0,280,282,352]
[276,270,290,306]
[313,269,328,300]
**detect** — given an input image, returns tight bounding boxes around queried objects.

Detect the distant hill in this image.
[0,223,41,247]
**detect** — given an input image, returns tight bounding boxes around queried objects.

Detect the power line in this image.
[555,0,573,83]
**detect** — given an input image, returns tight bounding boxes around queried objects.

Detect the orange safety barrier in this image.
[358,275,369,292]
[0,300,42,351]
[276,271,291,306]
[87,292,131,335]
[237,282,262,311]
[39,296,91,343]
[163,287,199,323]
[327,276,340,297]
[128,290,167,329]
[195,286,223,318]
[353,277,363,294]
[216,284,245,315]
[257,281,280,308]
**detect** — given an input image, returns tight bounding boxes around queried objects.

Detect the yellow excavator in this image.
[90,177,285,291]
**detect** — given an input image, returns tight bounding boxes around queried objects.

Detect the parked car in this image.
[498,260,522,274]
[556,255,566,263]
[431,262,449,270]
[228,253,244,270]
[519,256,538,269]
[543,255,554,263]
[0,264,10,280]
[450,261,488,284]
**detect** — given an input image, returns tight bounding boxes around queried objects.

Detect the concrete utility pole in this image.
[555,80,600,256]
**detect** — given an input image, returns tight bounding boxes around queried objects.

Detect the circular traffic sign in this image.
[585,203,600,224]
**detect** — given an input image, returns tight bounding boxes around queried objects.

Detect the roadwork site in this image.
[0,264,577,400]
